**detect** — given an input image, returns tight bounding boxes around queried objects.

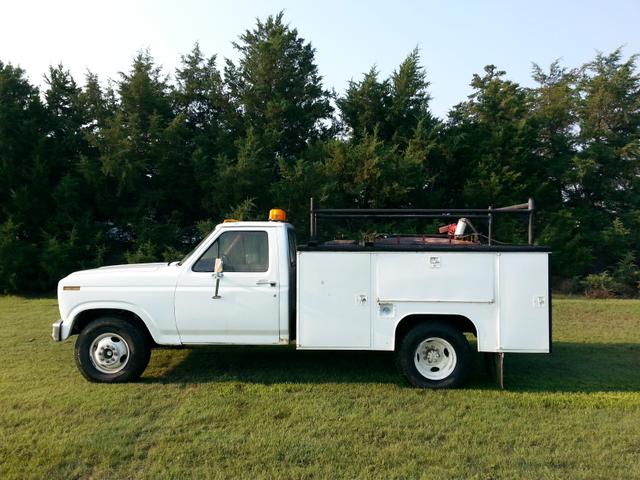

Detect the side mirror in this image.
[214,258,224,275]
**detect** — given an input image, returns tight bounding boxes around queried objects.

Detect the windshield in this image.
[178,231,215,266]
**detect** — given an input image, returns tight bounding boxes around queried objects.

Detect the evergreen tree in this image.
[174,43,234,225]
[99,51,178,259]
[40,66,107,286]
[569,50,640,273]
[224,11,333,213]
[0,62,46,291]
[530,62,592,278]
[444,65,540,209]
[389,48,435,144]
[339,67,392,140]
[339,49,436,145]
[335,49,439,215]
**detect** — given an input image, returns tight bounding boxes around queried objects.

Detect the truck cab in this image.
[54,219,297,345]
[173,221,296,345]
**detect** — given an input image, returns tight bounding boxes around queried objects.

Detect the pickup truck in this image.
[52,201,551,388]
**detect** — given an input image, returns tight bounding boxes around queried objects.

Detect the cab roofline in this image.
[217,221,292,229]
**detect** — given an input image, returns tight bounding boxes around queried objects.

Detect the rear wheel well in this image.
[71,309,155,346]
[394,314,477,351]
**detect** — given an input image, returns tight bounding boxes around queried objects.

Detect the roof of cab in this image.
[216,221,293,229]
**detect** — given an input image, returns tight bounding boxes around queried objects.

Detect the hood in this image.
[60,262,181,287]
[96,262,168,272]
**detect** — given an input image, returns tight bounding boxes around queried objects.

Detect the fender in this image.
[392,312,481,351]
[59,300,165,343]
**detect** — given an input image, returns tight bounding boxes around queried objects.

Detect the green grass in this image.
[1,297,639,479]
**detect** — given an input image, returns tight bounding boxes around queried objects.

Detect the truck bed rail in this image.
[309,198,535,245]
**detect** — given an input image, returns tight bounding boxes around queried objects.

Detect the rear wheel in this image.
[74,317,151,383]
[396,322,471,388]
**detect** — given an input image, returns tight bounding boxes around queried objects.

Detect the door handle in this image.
[256,280,277,287]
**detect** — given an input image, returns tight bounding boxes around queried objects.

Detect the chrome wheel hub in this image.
[426,349,441,363]
[89,333,130,374]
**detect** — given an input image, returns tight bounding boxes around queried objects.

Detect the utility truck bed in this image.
[297,246,551,353]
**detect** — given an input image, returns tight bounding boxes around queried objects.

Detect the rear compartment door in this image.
[297,252,371,348]
[498,253,550,352]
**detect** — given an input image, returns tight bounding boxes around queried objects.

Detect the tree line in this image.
[1,13,639,296]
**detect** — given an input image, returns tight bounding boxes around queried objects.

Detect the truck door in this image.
[174,229,280,344]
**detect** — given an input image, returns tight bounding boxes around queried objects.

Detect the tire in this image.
[396,322,471,389]
[74,316,151,383]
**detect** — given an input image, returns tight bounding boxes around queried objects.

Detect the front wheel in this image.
[74,317,151,383]
[396,322,471,388]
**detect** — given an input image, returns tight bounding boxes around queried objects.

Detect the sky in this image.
[2,0,639,118]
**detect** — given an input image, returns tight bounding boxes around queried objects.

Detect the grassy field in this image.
[1,297,639,479]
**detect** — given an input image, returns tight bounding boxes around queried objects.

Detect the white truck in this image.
[52,201,551,388]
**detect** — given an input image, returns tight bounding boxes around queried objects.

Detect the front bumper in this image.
[51,319,63,341]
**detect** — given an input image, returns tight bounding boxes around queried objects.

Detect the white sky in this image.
[2,0,639,118]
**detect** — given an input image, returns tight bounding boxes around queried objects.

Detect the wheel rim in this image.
[89,333,130,374]
[414,337,457,381]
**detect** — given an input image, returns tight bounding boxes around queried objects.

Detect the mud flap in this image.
[484,352,504,389]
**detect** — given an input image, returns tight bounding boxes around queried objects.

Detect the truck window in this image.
[192,231,269,273]
[287,228,296,267]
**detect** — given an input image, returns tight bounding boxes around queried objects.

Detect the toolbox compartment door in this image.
[298,252,371,348]
[376,252,495,303]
